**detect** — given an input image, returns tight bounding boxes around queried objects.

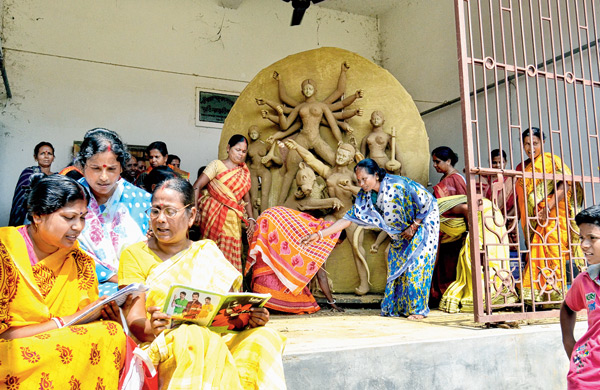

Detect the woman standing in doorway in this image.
[429,146,468,307]
[431,146,467,198]
[9,142,55,226]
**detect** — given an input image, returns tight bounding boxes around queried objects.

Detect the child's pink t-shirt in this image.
[565,271,600,389]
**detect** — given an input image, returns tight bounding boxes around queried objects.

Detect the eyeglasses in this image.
[146,204,192,219]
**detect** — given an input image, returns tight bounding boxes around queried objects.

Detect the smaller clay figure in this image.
[247,125,282,214]
[360,111,402,173]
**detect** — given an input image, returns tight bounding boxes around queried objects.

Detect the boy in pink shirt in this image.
[561,205,600,389]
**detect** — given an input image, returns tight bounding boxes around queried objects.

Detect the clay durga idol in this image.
[257,62,363,204]
[220,47,431,294]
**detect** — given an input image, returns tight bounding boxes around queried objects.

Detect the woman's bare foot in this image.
[407,314,425,320]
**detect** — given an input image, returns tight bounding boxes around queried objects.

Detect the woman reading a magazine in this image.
[119,177,286,390]
[0,174,126,389]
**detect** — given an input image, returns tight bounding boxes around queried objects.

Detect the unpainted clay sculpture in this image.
[247,125,282,215]
[256,62,363,204]
[282,161,344,212]
[284,139,371,295]
[360,111,402,173]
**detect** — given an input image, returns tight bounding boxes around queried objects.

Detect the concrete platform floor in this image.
[269,307,587,390]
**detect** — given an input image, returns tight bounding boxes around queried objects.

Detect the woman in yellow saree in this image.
[438,195,517,313]
[0,174,125,389]
[194,135,256,273]
[119,177,286,390]
[515,127,583,304]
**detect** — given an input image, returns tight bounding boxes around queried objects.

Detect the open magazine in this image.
[64,283,149,326]
[162,284,271,333]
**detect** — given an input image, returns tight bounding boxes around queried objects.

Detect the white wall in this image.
[0,0,381,223]
[379,0,464,187]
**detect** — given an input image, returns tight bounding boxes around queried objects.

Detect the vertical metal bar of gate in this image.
[454,0,600,323]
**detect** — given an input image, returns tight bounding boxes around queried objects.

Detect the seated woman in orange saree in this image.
[194,135,256,273]
[515,127,583,304]
[0,174,125,390]
[246,206,343,314]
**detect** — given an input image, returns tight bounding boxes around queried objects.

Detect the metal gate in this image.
[454,0,600,322]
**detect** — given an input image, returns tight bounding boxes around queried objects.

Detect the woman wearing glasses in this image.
[77,128,151,296]
[119,177,286,389]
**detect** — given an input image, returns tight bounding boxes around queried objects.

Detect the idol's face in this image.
[370,112,383,127]
[248,127,260,141]
[302,82,315,98]
[336,148,353,166]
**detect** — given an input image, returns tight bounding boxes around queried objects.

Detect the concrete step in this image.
[268,309,586,390]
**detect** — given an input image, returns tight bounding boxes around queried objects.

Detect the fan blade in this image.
[291,7,307,26]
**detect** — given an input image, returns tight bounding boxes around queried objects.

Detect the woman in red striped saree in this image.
[194,135,256,273]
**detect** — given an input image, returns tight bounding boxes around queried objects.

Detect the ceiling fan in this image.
[281,0,326,26]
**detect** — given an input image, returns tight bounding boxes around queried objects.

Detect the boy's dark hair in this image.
[575,205,600,227]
